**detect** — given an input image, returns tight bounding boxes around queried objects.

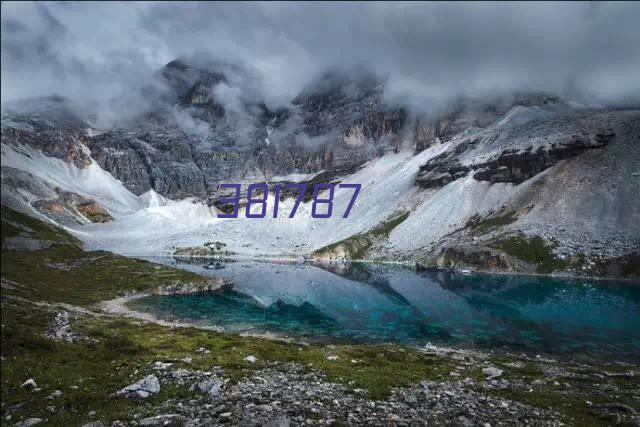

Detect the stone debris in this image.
[244,355,258,363]
[128,362,563,426]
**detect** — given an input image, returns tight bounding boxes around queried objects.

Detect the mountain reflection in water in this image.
[130,259,640,361]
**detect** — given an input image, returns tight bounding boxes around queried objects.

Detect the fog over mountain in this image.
[3,1,640,125]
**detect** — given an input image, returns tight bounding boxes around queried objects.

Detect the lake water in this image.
[131,259,640,361]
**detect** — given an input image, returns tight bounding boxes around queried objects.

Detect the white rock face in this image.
[116,375,160,398]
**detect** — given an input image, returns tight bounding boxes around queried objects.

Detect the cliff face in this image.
[21,63,405,199]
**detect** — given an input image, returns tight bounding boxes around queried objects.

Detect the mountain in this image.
[1,59,639,278]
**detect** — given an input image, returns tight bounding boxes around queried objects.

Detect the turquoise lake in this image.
[130,259,640,361]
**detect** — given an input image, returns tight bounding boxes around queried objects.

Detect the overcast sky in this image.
[2,1,639,118]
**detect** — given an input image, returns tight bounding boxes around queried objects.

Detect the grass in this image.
[464,212,518,235]
[489,234,568,274]
[313,212,409,260]
[1,245,208,307]
[1,205,81,246]
[1,292,456,424]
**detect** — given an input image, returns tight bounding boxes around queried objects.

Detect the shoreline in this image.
[138,253,640,284]
[99,292,301,344]
[98,292,491,361]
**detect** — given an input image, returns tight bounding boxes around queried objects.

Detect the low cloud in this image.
[2,1,639,124]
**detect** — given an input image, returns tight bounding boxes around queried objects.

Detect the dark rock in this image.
[429,244,536,273]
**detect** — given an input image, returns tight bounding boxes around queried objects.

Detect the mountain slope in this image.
[1,60,639,278]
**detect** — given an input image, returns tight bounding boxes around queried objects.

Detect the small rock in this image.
[81,422,104,427]
[326,355,339,361]
[116,375,160,398]
[190,379,223,398]
[419,381,430,396]
[152,361,173,370]
[139,414,185,426]
[195,347,210,354]
[15,419,43,427]
[47,311,72,341]
[20,378,37,389]
[482,367,503,380]
[244,355,257,363]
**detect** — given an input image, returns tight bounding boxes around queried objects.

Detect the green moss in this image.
[489,385,638,426]
[464,212,518,235]
[314,212,409,260]
[489,234,568,274]
[1,245,208,306]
